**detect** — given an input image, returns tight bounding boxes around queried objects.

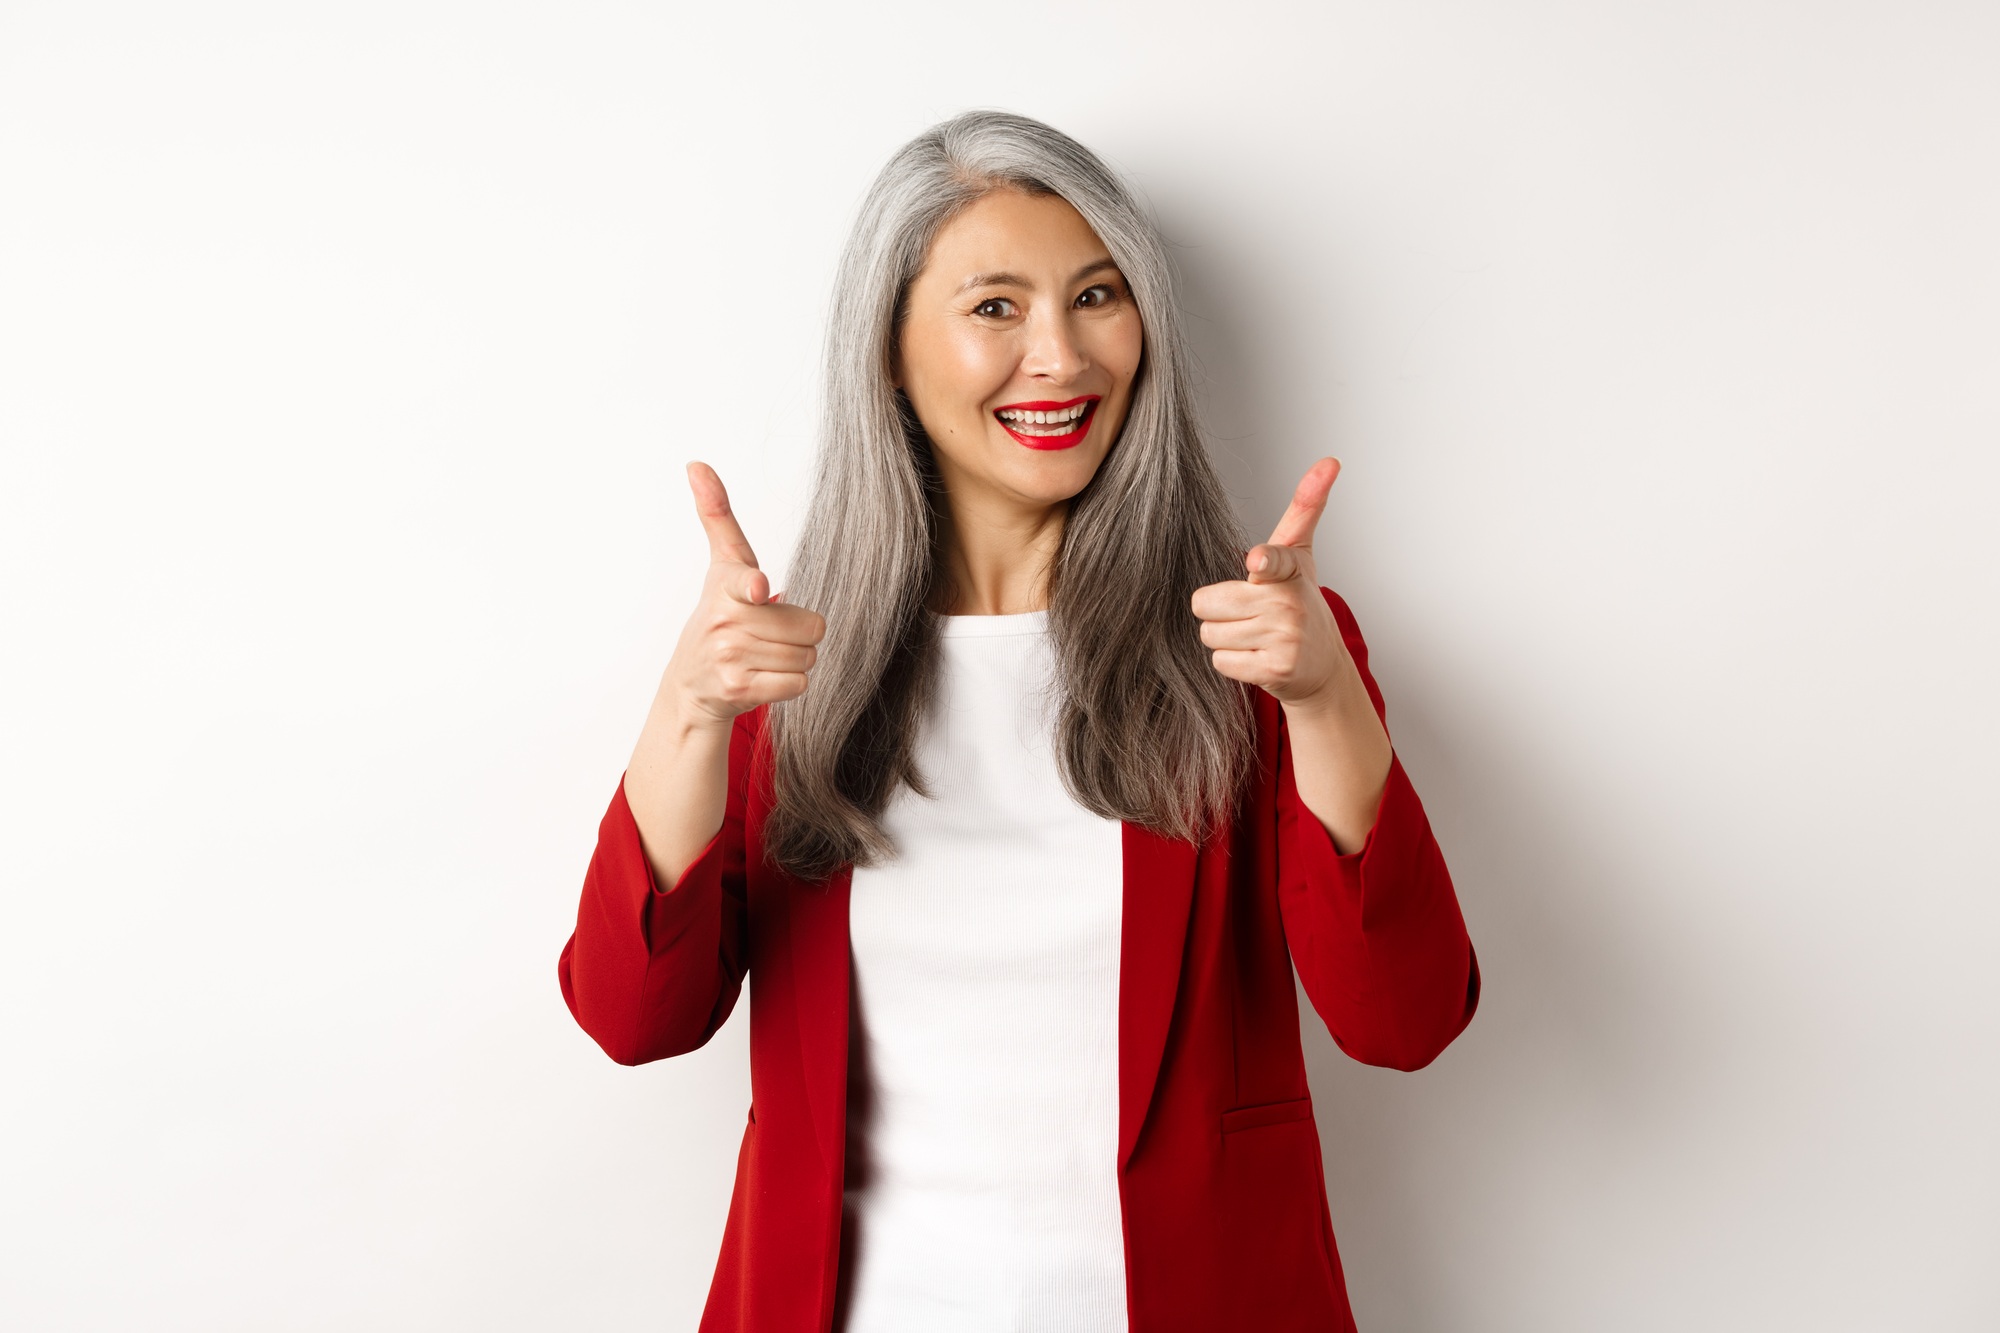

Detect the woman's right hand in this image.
[622,463,824,887]
[661,462,827,729]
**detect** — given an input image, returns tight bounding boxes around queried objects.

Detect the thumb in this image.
[1245,542,1309,586]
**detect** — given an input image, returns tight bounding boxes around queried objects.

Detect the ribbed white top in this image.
[840,609,1129,1332]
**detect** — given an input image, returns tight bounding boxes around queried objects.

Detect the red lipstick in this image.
[993,394,1101,451]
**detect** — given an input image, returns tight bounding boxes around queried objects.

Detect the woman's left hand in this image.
[1193,457,1393,852]
[1190,457,1350,707]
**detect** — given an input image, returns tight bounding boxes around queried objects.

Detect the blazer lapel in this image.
[787,865,853,1175]
[1118,821,1199,1169]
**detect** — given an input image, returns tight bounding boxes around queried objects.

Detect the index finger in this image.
[687,461,761,569]
[1266,457,1341,549]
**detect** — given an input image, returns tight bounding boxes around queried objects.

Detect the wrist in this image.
[652,682,737,743]
[1279,668,1365,724]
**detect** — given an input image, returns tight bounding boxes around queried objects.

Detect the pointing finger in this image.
[688,461,761,570]
[1245,542,1308,586]
[717,561,772,607]
[1265,457,1341,550]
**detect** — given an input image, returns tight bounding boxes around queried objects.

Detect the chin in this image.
[1006,452,1106,505]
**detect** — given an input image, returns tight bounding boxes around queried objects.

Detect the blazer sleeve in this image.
[556,708,757,1066]
[1276,588,1480,1072]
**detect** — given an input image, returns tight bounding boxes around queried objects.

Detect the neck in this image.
[931,488,1066,616]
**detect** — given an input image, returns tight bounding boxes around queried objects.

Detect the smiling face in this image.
[894,188,1145,518]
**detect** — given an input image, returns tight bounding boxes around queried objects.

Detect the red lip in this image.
[993,395,1101,451]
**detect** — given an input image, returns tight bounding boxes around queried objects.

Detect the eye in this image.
[1075,283,1119,309]
[973,297,1017,319]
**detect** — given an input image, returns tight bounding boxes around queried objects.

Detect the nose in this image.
[1019,305,1087,383]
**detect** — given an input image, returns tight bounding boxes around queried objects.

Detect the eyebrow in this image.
[955,258,1120,294]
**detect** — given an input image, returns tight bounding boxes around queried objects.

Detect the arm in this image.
[556,709,758,1066]
[1276,589,1479,1071]
[1203,458,1389,854]
[1189,459,1476,1069]
[1277,590,1393,854]
[557,462,822,1066]
[624,460,821,887]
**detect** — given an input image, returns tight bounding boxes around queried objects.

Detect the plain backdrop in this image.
[3,2,1996,1329]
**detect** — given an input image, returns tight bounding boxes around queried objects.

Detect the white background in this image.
[3,2,1995,1329]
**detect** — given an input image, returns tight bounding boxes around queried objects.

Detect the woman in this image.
[559,110,1478,1333]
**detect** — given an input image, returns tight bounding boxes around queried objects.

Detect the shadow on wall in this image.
[1299,695,1672,1331]
[1164,214,1686,1330]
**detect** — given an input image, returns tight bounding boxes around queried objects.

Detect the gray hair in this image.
[763,109,1255,880]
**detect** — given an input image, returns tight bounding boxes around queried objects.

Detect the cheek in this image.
[1096,315,1145,394]
[1086,316,1146,441]
[905,323,1014,423]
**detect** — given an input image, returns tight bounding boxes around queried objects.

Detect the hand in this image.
[661,462,827,729]
[1190,457,1350,710]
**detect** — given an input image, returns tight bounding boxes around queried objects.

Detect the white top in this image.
[841,609,1129,1333]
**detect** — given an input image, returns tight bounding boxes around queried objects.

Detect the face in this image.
[894,189,1145,516]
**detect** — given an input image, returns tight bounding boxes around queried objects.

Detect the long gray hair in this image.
[763,109,1255,881]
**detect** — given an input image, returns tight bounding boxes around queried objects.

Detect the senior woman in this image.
[559,110,1479,1333]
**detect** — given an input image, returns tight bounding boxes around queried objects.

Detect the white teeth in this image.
[998,403,1089,426]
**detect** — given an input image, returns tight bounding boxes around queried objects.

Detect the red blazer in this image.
[559,588,1478,1333]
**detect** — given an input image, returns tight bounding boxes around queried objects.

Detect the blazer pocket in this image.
[1221,1096,1313,1135]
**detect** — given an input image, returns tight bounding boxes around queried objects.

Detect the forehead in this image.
[916,189,1112,288]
